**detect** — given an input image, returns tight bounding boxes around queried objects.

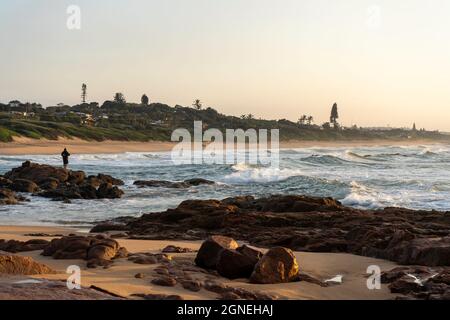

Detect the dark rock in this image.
[10,179,39,193]
[195,235,239,269]
[68,171,86,184]
[90,223,129,233]
[236,245,263,265]
[134,178,214,189]
[135,273,145,279]
[162,245,195,253]
[92,194,450,268]
[41,235,126,267]
[250,247,299,284]
[96,183,124,199]
[181,280,203,292]
[4,161,69,185]
[151,276,177,287]
[216,249,256,279]
[96,174,124,186]
[0,239,50,253]
[132,293,183,300]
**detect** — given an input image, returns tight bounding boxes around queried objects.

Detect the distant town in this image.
[0,84,447,143]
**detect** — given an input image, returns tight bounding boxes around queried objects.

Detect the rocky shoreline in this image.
[1,162,450,299]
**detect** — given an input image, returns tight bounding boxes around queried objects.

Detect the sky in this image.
[1,0,450,130]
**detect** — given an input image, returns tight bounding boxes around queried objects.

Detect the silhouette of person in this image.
[61,148,71,169]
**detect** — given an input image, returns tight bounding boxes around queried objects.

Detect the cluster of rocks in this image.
[0,161,124,203]
[0,239,49,253]
[134,178,215,189]
[195,235,299,284]
[41,234,128,268]
[93,195,450,267]
[382,266,450,300]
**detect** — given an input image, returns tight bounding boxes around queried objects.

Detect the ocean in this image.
[1,144,449,226]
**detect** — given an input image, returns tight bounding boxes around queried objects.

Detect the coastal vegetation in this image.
[0,96,446,143]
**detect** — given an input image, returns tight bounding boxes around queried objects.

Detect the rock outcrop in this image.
[382,266,450,300]
[2,161,124,201]
[92,195,450,267]
[0,253,55,275]
[41,235,128,268]
[134,178,215,189]
[0,239,50,253]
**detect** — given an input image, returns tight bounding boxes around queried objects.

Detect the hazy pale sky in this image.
[1,0,450,130]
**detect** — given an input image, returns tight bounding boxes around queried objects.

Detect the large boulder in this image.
[250,247,299,284]
[216,249,257,279]
[195,235,238,269]
[0,253,55,275]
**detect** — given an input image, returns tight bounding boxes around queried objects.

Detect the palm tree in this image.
[193,99,202,110]
[141,94,149,105]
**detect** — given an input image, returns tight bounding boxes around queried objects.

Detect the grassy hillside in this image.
[0,102,447,143]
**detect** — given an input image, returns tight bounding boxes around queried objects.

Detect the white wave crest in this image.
[220,163,303,184]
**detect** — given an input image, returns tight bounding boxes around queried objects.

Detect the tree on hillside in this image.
[298,115,307,125]
[193,99,202,110]
[141,94,149,105]
[81,84,87,103]
[114,93,126,104]
[412,123,417,131]
[307,116,314,125]
[330,103,339,128]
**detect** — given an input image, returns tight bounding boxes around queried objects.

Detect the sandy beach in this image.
[0,137,446,155]
[0,225,399,300]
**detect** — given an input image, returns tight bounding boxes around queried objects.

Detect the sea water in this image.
[1,144,449,226]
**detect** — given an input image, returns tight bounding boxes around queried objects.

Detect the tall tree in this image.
[298,115,307,125]
[81,83,87,103]
[330,103,339,127]
[307,116,314,125]
[141,94,149,105]
[193,99,202,110]
[114,93,126,104]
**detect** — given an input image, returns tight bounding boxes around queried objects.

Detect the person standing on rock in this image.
[61,148,71,169]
